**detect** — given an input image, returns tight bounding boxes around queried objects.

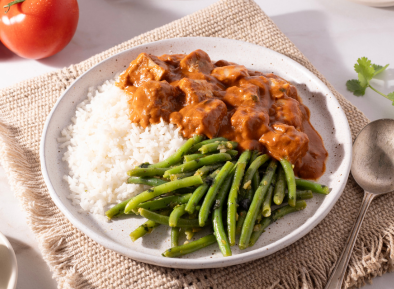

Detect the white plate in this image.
[0,232,18,289]
[40,37,352,269]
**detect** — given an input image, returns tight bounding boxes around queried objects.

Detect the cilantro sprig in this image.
[346,57,394,105]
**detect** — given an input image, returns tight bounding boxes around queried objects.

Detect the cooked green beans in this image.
[163,153,232,178]
[129,219,159,242]
[129,210,170,242]
[280,159,296,207]
[138,208,200,228]
[194,164,222,177]
[162,234,217,257]
[227,150,252,246]
[169,204,187,227]
[170,171,195,181]
[189,137,228,153]
[262,174,277,217]
[136,193,192,212]
[295,179,330,195]
[241,154,270,197]
[273,166,286,205]
[199,161,234,227]
[248,216,271,247]
[239,159,277,249]
[127,167,167,177]
[127,176,168,186]
[213,171,234,256]
[171,227,180,247]
[198,141,238,154]
[105,199,131,219]
[124,175,203,213]
[272,200,307,220]
[150,135,204,168]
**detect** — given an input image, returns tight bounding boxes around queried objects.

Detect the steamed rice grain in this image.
[58,79,185,216]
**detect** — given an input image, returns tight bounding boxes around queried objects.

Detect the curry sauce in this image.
[116,49,328,179]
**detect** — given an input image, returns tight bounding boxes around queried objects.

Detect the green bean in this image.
[295,179,330,195]
[127,176,168,187]
[136,193,192,213]
[127,167,167,177]
[198,141,238,154]
[262,174,277,217]
[189,137,228,153]
[249,151,261,192]
[249,200,307,247]
[227,150,252,246]
[199,161,235,227]
[213,171,234,256]
[162,234,217,258]
[239,159,277,249]
[248,216,271,247]
[149,135,204,168]
[241,154,270,197]
[171,227,180,247]
[194,164,222,178]
[185,169,220,214]
[170,171,195,181]
[138,208,200,228]
[272,200,307,220]
[163,153,232,178]
[124,175,203,213]
[105,199,130,219]
[184,153,205,163]
[235,211,246,235]
[129,210,170,242]
[280,159,296,207]
[169,204,187,227]
[283,190,313,203]
[273,166,286,205]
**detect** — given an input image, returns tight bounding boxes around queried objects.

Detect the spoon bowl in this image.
[352,118,394,194]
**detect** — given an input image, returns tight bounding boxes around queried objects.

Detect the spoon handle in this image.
[325,191,375,289]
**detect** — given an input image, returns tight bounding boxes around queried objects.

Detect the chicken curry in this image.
[116,49,328,179]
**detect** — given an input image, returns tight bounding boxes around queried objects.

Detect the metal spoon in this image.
[325,118,394,289]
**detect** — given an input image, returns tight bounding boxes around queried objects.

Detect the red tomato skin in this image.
[0,0,79,59]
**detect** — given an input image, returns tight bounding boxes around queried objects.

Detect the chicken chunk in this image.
[230,106,270,140]
[180,49,214,75]
[121,53,169,87]
[211,65,250,86]
[178,78,215,106]
[128,80,179,127]
[270,97,304,131]
[171,99,227,139]
[259,124,309,164]
[222,83,260,107]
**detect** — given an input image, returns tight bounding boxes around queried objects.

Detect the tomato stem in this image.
[3,0,26,13]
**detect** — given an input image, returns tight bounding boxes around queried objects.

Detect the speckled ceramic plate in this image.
[40,37,352,269]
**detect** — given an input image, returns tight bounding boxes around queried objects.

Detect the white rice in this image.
[58,78,186,216]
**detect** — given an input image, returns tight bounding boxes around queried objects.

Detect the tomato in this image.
[0,0,79,59]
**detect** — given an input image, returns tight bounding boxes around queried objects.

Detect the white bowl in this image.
[40,37,352,269]
[0,232,18,289]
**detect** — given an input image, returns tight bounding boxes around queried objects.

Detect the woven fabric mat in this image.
[1,0,393,288]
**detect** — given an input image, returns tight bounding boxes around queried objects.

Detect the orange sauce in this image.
[116,49,328,179]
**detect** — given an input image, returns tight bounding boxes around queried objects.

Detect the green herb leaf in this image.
[387,92,394,105]
[346,79,367,96]
[372,64,389,76]
[354,57,375,87]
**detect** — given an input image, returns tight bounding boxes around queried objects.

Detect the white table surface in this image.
[0,0,393,288]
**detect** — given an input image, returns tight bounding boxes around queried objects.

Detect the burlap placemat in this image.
[1,0,393,288]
